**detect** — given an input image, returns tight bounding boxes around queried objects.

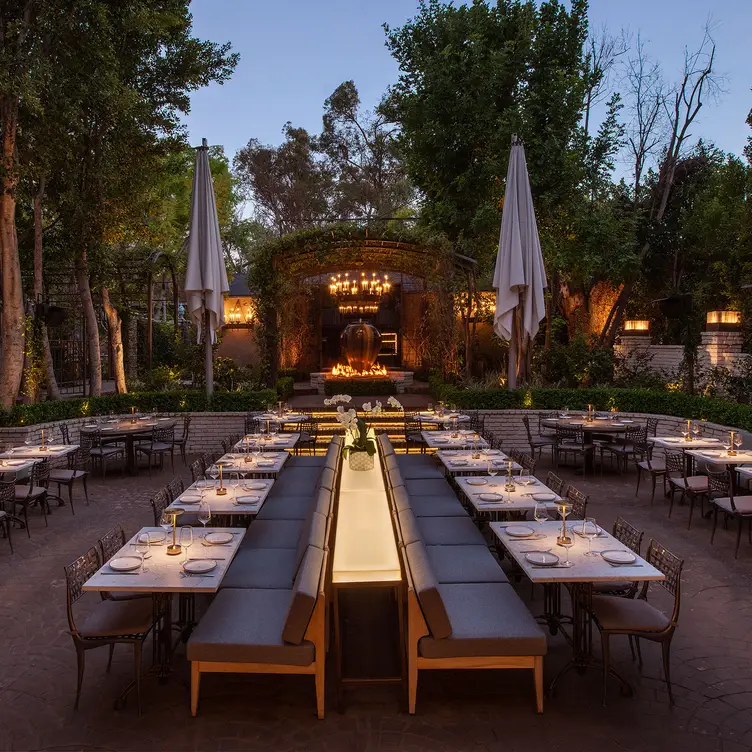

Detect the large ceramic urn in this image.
[340,321,382,373]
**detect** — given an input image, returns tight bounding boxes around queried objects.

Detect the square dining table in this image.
[686,448,752,492]
[216,450,289,478]
[421,430,488,450]
[649,435,723,474]
[234,433,300,452]
[490,519,664,693]
[436,448,519,476]
[168,478,274,517]
[0,444,77,461]
[456,475,561,519]
[257,412,309,426]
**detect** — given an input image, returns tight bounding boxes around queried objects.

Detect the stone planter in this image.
[348,450,375,472]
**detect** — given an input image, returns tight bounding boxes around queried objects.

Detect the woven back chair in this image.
[244,413,261,436]
[545,472,566,497]
[135,426,175,476]
[509,448,522,463]
[0,480,14,552]
[565,485,588,520]
[60,424,71,445]
[707,467,752,558]
[297,419,318,455]
[404,414,426,454]
[99,525,126,564]
[190,457,205,484]
[646,417,659,437]
[520,453,537,475]
[220,438,231,454]
[538,412,558,436]
[150,488,171,526]
[48,447,91,512]
[613,517,643,554]
[593,517,644,599]
[173,415,192,466]
[165,477,185,503]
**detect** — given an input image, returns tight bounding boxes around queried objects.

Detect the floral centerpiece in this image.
[325,394,383,471]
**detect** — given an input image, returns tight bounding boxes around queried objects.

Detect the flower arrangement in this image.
[387,396,403,411]
[327,394,382,462]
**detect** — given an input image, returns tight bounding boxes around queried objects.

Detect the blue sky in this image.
[182,0,752,170]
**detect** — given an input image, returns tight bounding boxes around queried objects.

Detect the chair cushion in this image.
[79,597,154,638]
[220,547,298,589]
[256,495,313,521]
[592,581,634,595]
[417,516,486,546]
[418,583,546,658]
[410,495,467,518]
[187,588,314,666]
[90,447,123,458]
[324,442,340,470]
[387,467,405,490]
[312,486,332,518]
[670,476,708,492]
[14,485,45,500]
[377,434,395,456]
[398,508,422,545]
[282,545,324,644]
[404,478,455,497]
[426,545,508,584]
[317,467,336,491]
[240,519,304,550]
[49,469,86,483]
[637,460,666,473]
[405,541,452,639]
[136,442,172,453]
[294,512,328,574]
[530,436,556,447]
[385,454,399,472]
[590,594,671,632]
[712,495,752,515]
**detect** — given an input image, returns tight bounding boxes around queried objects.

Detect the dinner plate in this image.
[5,460,25,466]
[101,427,114,431]
[611,422,625,427]
[515,476,537,486]
[109,556,143,572]
[449,459,468,466]
[107,419,119,423]
[179,494,201,504]
[138,531,166,544]
[235,494,261,504]
[277,433,292,438]
[569,421,585,426]
[244,482,268,490]
[484,449,501,455]
[478,493,502,502]
[531,493,556,502]
[601,549,637,565]
[263,452,280,458]
[183,559,217,574]
[466,478,487,486]
[196,480,215,489]
[570,522,605,537]
[138,416,151,421]
[204,532,233,545]
[84,424,98,428]
[505,525,535,538]
[621,420,635,424]
[525,551,560,566]
[433,438,449,444]
[256,460,275,467]
[157,417,171,421]
[703,451,723,457]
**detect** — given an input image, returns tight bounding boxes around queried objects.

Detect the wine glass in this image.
[207,464,219,485]
[534,502,548,526]
[582,517,599,557]
[427,402,434,414]
[559,535,575,567]
[487,460,499,487]
[136,533,150,571]
[692,422,700,440]
[180,526,193,563]
[198,501,211,530]
[734,433,743,453]
[159,511,173,540]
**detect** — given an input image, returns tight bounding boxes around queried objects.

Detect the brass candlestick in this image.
[216,464,227,495]
[556,502,572,546]
[504,461,516,493]
[729,431,737,456]
[166,507,185,555]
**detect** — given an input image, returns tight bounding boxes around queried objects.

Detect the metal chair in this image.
[64,547,155,713]
[544,472,566,497]
[135,426,175,475]
[708,468,752,558]
[634,434,666,503]
[97,526,151,603]
[81,431,125,480]
[404,414,427,454]
[593,518,644,598]
[165,477,185,503]
[150,488,171,526]
[0,480,14,553]
[589,539,683,705]
[519,452,537,476]
[60,424,71,445]
[189,457,205,484]
[564,485,588,520]
[554,425,594,475]
[244,413,260,436]
[220,437,232,454]
[49,447,91,513]
[666,451,708,527]
[297,419,318,455]
[538,412,558,437]
[13,459,51,533]
[172,415,191,466]
[601,425,646,474]
[523,415,555,460]
[646,417,660,437]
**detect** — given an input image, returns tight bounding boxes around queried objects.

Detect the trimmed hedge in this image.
[276,376,295,399]
[324,378,398,396]
[431,385,752,433]
[0,389,278,427]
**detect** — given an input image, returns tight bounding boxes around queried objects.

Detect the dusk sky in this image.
[182,0,752,178]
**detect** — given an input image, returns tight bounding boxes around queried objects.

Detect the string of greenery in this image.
[0,390,277,427]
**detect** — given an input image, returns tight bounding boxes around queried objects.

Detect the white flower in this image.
[387,396,403,410]
[323,398,332,406]
[362,402,372,412]
[372,401,383,415]
[337,405,345,414]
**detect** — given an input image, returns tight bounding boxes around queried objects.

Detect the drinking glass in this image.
[207,465,219,484]
[734,433,743,452]
[692,422,700,440]
[23,436,32,449]
[427,402,434,413]
[136,534,150,571]
[559,535,575,567]
[582,517,599,557]
[5,443,14,458]
[180,526,193,563]
[159,511,173,538]
[198,501,211,529]
[487,460,499,486]
[534,502,548,526]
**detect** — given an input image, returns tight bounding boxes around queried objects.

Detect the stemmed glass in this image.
[136,532,150,571]
[487,460,499,488]
[159,512,173,545]
[180,526,193,563]
[534,502,549,526]
[734,433,743,453]
[198,501,211,530]
[692,422,700,440]
[207,464,219,487]
[559,535,575,567]
[582,517,599,557]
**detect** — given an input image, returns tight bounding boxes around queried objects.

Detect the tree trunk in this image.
[102,287,127,393]
[125,311,138,380]
[0,97,25,410]
[33,179,61,400]
[76,255,102,396]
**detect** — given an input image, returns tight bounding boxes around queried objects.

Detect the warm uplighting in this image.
[338,303,380,316]
[706,310,741,330]
[329,272,391,299]
[331,363,388,377]
[623,319,650,333]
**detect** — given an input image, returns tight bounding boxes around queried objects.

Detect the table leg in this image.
[125,436,137,475]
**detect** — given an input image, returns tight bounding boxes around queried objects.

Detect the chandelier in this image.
[329,272,391,316]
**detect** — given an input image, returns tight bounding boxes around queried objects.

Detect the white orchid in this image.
[372,401,383,415]
[362,402,372,412]
[387,396,403,411]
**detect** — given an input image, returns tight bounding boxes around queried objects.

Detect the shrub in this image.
[324,378,398,396]
[276,376,295,399]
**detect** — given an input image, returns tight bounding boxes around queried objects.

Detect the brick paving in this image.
[1,451,752,752]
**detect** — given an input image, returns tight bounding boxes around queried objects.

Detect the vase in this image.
[340,321,382,373]
[348,450,375,472]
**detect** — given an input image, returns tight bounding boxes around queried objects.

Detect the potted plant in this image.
[327,396,381,471]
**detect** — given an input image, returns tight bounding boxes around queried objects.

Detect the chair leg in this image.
[74,647,85,710]
[635,636,643,668]
[650,473,657,504]
[68,483,75,515]
[190,661,201,717]
[687,495,695,530]
[635,468,642,497]
[710,506,719,544]
[133,640,143,716]
[661,641,674,705]
[107,643,115,671]
[83,475,89,505]
[315,658,325,719]
[735,516,743,559]
[534,655,543,713]
[601,633,610,706]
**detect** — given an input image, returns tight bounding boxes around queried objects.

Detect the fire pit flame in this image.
[330,363,388,378]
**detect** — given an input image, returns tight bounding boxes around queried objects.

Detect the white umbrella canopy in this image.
[184,139,230,395]
[493,136,547,388]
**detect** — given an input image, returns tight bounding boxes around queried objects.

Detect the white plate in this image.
[703,451,723,457]
[478,493,502,502]
[570,522,605,536]
[107,419,119,423]
[569,421,585,426]
[449,460,468,466]
[505,525,535,538]
[216,460,234,467]
[109,556,143,572]
[5,460,25,466]
[101,427,114,431]
[157,417,171,421]
[600,549,637,565]
[466,478,487,486]
[262,452,280,458]
[621,420,635,424]
[138,416,151,421]
[183,559,217,574]
[277,433,292,438]
[244,482,267,490]
[84,424,98,428]
[531,493,556,502]
[235,495,260,504]
[484,449,501,455]
[611,422,625,427]
[257,460,275,467]
[196,480,215,489]
[138,531,167,544]
[516,477,537,486]
[179,494,201,504]
[433,438,449,444]
[204,532,233,545]
[525,551,560,566]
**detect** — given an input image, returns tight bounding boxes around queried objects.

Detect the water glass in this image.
[159,511,173,538]
[198,501,211,529]
[136,534,150,571]
[734,433,743,452]
[582,517,599,557]
[487,461,499,484]
[180,526,193,563]
[534,502,548,525]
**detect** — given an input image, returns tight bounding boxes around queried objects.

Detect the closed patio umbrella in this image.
[184,138,229,396]
[493,135,547,389]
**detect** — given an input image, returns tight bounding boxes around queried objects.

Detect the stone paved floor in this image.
[1,451,752,752]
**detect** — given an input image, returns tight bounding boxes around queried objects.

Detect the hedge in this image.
[275,376,295,399]
[431,385,752,433]
[0,389,278,427]
[324,378,398,396]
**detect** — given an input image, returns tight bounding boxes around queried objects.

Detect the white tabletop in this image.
[649,436,721,450]
[686,449,752,466]
[436,448,518,475]
[422,430,489,450]
[418,412,470,424]
[234,433,299,451]
[490,521,664,584]
[215,451,289,476]
[83,527,245,594]
[0,458,35,474]
[169,478,273,516]
[457,475,561,513]
[258,413,308,424]
[0,444,77,460]
[542,418,631,433]
[737,467,752,481]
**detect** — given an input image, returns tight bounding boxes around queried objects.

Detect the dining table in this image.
[257,412,309,427]
[421,430,489,450]
[169,477,274,517]
[649,435,723,475]
[686,448,752,492]
[0,444,78,462]
[233,433,300,452]
[436,448,519,476]
[490,519,664,694]
[215,451,289,478]
[79,418,176,475]
[456,474,561,520]
[83,525,245,704]
[417,411,470,427]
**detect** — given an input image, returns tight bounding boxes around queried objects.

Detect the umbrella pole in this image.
[204,310,214,397]
[508,308,518,390]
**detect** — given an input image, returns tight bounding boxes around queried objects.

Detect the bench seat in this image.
[285,456,326,469]
[268,467,322,497]
[426,545,508,584]
[404,478,457,496]
[220,547,298,590]
[240,519,304,549]
[417,516,486,546]
[410,495,467,518]
[395,455,445,480]
[256,495,313,521]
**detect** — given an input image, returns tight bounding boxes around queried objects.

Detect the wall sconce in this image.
[706,311,741,331]
[623,320,650,336]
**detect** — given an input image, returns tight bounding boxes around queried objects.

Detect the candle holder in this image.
[39,430,48,451]
[504,461,516,493]
[685,420,692,442]
[166,507,185,555]
[728,431,737,456]
[216,465,227,496]
[556,501,572,546]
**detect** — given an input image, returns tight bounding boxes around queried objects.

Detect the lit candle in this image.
[41,429,45,446]
[687,420,691,440]
[131,406,135,415]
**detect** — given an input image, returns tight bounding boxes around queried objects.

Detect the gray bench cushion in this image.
[377,434,395,456]
[405,478,455,496]
[220,547,298,589]
[312,486,332,517]
[405,541,452,639]
[316,467,336,491]
[417,516,486,546]
[324,441,340,470]
[387,467,405,489]
[241,519,304,550]
[426,545,508,584]
[256,495,313,521]
[270,467,321,496]
[419,583,546,658]
[385,453,399,472]
[396,455,445,480]
[286,456,326,468]
[410,495,467,518]
[187,589,314,666]
[282,545,324,644]
[398,508,422,545]
[294,512,328,574]
[392,486,412,514]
